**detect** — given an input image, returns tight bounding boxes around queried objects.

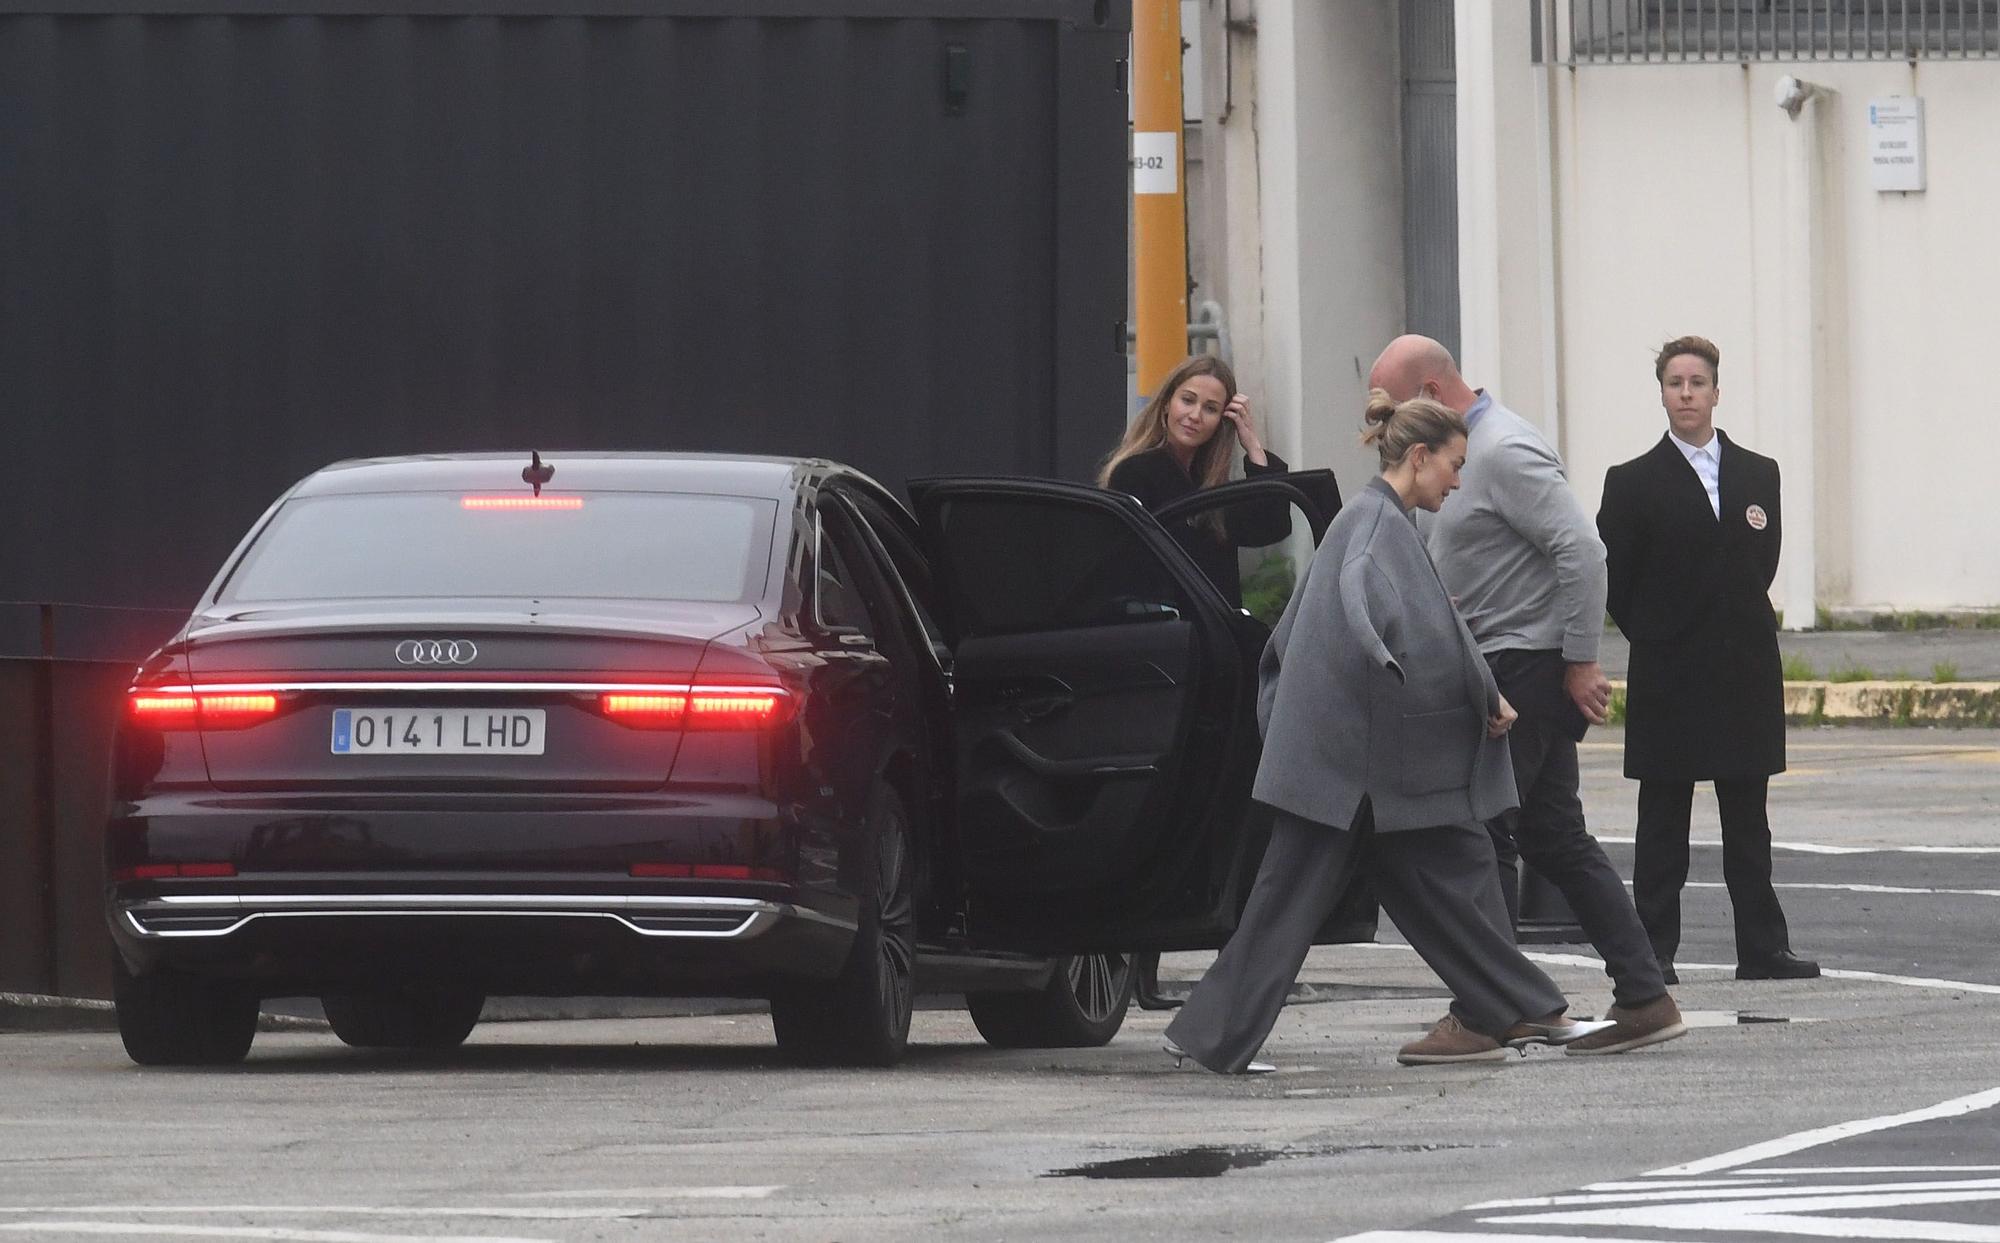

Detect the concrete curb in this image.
[1609,680,2000,726]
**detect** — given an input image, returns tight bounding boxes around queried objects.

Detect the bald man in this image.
[1368,336,1684,1056]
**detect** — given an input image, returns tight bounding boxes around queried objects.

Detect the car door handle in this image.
[995,729,1156,779]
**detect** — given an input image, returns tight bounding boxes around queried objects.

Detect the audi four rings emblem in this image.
[394,639,479,666]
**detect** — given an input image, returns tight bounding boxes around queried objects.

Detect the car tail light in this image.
[111,861,238,883]
[685,690,791,731]
[598,686,793,731]
[127,691,280,731]
[600,693,688,728]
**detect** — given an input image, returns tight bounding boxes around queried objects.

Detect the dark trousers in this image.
[1633,776,1792,965]
[1486,650,1666,1007]
[1165,803,1568,1074]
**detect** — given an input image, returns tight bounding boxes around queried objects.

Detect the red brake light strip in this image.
[460,495,584,510]
[599,686,791,731]
[129,692,279,721]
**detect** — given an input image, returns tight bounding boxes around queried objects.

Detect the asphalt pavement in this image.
[1,728,1996,1242]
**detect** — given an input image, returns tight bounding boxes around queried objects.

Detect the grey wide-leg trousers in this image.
[1165,801,1570,1073]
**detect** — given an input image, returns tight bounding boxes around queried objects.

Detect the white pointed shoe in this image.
[1164,1039,1276,1075]
[1502,1012,1618,1052]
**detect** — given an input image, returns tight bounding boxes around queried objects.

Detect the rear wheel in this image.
[967,952,1134,1048]
[771,783,915,1066]
[113,961,259,1067]
[321,988,485,1050]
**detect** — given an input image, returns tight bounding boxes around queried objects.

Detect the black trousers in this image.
[1633,776,1793,965]
[1485,650,1667,1007]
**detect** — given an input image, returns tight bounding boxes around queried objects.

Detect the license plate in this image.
[331,708,547,755]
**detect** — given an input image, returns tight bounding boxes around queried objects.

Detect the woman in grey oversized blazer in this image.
[1165,391,1609,1071]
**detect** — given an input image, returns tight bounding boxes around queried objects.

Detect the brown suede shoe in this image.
[1397,1014,1506,1065]
[1564,994,1689,1056]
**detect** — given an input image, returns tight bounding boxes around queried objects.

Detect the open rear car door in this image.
[909,472,1375,955]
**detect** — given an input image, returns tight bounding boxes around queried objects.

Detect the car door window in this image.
[928,493,1190,638]
[813,512,877,639]
[1154,474,1339,627]
[840,491,949,655]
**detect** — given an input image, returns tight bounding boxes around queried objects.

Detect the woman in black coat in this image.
[1596,335,1818,983]
[1100,353,1292,606]
[1099,353,1291,1009]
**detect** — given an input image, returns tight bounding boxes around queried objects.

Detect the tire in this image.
[771,783,916,1067]
[321,988,485,1050]
[967,952,1134,1049]
[113,961,259,1067]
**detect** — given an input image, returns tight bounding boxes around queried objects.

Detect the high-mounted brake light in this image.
[460,495,584,511]
[128,691,280,730]
[597,686,793,731]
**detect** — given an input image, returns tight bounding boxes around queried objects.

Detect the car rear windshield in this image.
[218,492,777,603]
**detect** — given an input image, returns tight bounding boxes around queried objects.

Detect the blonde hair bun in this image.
[1359,389,1469,467]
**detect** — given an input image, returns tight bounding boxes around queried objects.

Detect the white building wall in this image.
[1542,58,2000,615]
[1221,5,2000,614]
[1244,0,1406,500]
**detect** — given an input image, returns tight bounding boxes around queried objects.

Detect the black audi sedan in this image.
[106,452,1368,1066]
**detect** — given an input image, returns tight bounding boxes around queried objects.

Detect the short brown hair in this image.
[1654,335,1719,384]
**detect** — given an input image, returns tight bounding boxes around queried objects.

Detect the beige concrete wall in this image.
[1544,58,2000,614]
[1251,0,1407,499]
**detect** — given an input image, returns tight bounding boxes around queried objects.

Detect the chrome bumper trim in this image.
[118,893,855,941]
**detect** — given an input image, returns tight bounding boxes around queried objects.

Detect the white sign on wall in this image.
[1131,131,1178,195]
[1867,97,1926,192]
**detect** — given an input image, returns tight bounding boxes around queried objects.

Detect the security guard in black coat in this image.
[1596,335,1819,984]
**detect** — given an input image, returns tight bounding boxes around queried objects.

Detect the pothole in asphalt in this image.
[1043,1142,1477,1179]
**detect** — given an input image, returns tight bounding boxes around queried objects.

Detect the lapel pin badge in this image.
[1746,504,1769,531]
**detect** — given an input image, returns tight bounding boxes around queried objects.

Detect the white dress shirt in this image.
[1669,429,1722,520]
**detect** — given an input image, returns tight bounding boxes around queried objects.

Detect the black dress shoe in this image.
[1736,950,1820,980]
[1660,963,1678,986]
[1133,952,1183,1011]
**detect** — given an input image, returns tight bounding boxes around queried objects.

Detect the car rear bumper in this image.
[107,890,858,996]
[105,790,861,996]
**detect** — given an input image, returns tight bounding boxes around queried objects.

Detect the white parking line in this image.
[1334,1092,2000,1243]
[1751,1167,2000,1175]
[1335,1231,1687,1243]
[501,1186,781,1200]
[1652,1086,2000,1176]
[1490,1192,2000,1240]
[0,1225,551,1243]
[1364,944,2000,998]
[1685,881,2000,899]
[0,1208,641,1221]
[1473,1176,2000,1209]
[1595,836,2000,856]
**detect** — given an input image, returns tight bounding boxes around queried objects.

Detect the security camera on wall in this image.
[1774,75,1812,118]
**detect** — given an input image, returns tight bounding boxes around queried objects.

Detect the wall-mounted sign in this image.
[1867,97,1926,192]
[1131,131,1178,195]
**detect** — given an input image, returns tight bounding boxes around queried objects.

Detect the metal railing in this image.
[1535,0,2000,63]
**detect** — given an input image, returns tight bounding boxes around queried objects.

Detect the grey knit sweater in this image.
[1418,398,1608,663]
